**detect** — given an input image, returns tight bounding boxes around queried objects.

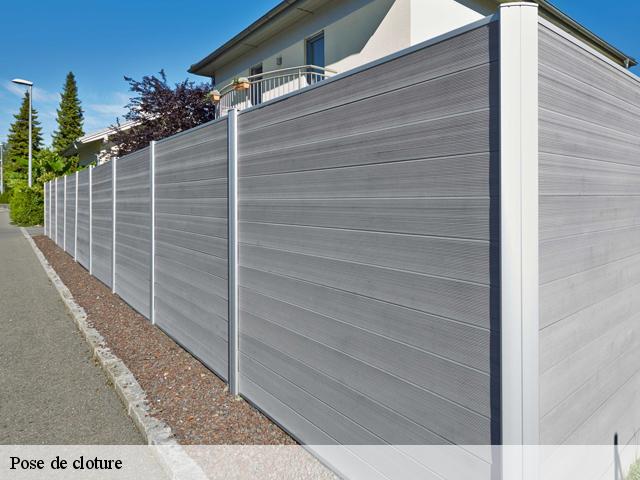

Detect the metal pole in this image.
[74,171,78,261]
[150,141,156,324]
[227,109,239,395]
[28,85,32,188]
[112,158,117,293]
[89,166,93,275]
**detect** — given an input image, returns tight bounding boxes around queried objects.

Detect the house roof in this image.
[188,0,636,77]
[188,0,328,77]
[61,120,138,157]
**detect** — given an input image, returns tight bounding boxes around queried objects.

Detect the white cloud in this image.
[80,92,130,133]
[84,114,117,130]
[4,82,59,103]
[87,103,126,116]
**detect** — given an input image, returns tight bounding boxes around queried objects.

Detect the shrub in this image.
[9,182,43,226]
[0,189,11,204]
[629,459,640,480]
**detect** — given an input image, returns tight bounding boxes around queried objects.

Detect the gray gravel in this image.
[0,205,144,444]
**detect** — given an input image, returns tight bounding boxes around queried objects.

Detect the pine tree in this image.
[6,92,43,178]
[52,72,84,156]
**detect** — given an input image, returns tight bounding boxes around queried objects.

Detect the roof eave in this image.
[536,0,637,67]
[189,0,637,77]
[188,0,302,76]
[61,143,78,158]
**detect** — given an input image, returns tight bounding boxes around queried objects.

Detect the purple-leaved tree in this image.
[110,70,216,157]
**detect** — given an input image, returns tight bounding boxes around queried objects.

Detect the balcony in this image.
[212,65,337,116]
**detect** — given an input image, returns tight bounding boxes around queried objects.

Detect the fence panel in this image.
[91,162,113,288]
[41,18,500,479]
[115,148,151,317]
[538,19,640,447]
[65,174,76,256]
[235,19,499,474]
[154,121,229,380]
[76,169,91,269]
[56,178,64,246]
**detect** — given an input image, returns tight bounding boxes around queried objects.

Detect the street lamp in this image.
[12,78,33,187]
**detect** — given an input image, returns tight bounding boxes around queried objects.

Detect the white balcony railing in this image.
[213,65,337,116]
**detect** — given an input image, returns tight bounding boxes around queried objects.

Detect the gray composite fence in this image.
[76,169,91,269]
[114,147,152,318]
[46,18,499,478]
[91,162,113,288]
[56,177,64,245]
[65,173,76,256]
[538,18,640,449]
[43,8,640,480]
[154,121,230,380]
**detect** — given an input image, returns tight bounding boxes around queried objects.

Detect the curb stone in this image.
[21,228,208,480]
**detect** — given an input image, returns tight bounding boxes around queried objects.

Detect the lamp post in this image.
[12,78,34,187]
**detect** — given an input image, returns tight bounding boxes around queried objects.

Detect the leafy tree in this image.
[34,148,73,184]
[51,72,84,162]
[5,92,43,178]
[110,70,216,157]
[5,148,71,225]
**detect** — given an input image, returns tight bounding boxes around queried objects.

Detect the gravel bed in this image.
[33,236,295,446]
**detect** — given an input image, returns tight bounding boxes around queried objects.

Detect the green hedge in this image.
[9,183,43,226]
[629,459,640,480]
[0,189,11,204]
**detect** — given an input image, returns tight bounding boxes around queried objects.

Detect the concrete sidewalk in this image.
[0,205,144,444]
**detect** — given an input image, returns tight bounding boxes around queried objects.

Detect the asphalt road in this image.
[0,206,145,444]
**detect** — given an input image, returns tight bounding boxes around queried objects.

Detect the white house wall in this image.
[214,0,499,89]
[324,0,410,74]
[410,0,494,45]
[215,0,410,87]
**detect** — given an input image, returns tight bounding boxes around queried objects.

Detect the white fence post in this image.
[63,176,67,251]
[48,181,50,237]
[55,179,58,245]
[48,181,51,239]
[112,158,117,293]
[44,182,47,237]
[150,142,156,324]
[500,3,539,480]
[89,166,93,275]
[227,109,239,395]
[74,171,78,261]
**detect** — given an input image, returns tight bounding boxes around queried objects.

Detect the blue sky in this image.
[0,0,637,146]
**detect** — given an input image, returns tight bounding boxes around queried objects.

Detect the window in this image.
[306,31,325,67]
[250,64,263,105]
[306,31,325,84]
